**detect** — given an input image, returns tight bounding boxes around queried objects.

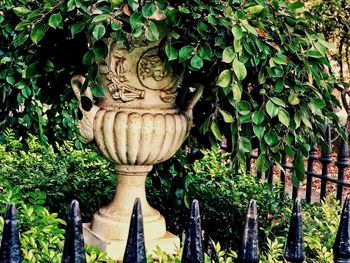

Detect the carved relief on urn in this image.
[71,40,203,260]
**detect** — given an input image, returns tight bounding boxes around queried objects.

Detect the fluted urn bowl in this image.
[93,109,191,165]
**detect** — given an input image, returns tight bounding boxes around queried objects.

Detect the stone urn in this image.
[71,40,203,260]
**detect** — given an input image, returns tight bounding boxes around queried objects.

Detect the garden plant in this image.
[0,0,345,184]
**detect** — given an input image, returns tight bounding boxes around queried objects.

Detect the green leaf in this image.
[92,23,106,40]
[48,13,62,29]
[219,109,234,123]
[253,125,265,139]
[237,101,251,115]
[91,83,105,97]
[289,2,304,11]
[217,70,231,88]
[232,25,243,41]
[142,2,157,17]
[165,44,178,61]
[83,51,94,65]
[190,55,203,69]
[256,154,270,172]
[295,153,305,181]
[232,59,247,81]
[179,46,194,61]
[92,14,110,23]
[278,109,290,126]
[210,120,222,140]
[294,112,301,128]
[30,24,48,44]
[13,7,31,15]
[264,130,278,146]
[145,21,159,41]
[198,43,212,60]
[239,137,252,153]
[71,22,85,35]
[252,110,265,125]
[266,100,279,118]
[247,5,264,14]
[222,47,235,63]
[130,12,143,28]
[232,83,242,101]
[92,41,108,61]
[42,60,54,72]
[270,97,286,107]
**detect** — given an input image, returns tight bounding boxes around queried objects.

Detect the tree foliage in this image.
[0,0,343,180]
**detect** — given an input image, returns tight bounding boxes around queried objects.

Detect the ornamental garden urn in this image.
[71,39,203,260]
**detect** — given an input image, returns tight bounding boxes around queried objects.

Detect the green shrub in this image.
[0,0,344,181]
[147,147,292,251]
[0,129,115,220]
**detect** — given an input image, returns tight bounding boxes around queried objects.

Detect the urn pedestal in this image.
[72,41,202,261]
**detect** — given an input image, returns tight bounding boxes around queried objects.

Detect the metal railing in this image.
[1,197,350,262]
[246,126,350,204]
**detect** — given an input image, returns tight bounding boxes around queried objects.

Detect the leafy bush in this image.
[147,147,292,251]
[0,132,346,262]
[0,0,344,179]
[0,129,115,220]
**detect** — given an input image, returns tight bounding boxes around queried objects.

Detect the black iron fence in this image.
[1,197,350,263]
[246,125,350,204]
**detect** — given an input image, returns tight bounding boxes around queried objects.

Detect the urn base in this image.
[83,223,180,261]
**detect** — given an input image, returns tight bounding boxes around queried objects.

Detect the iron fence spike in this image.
[283,199,305,263]
[62,200,86,263]
[123,198,146,263]
[334,196,350,262]
[239,200,259,263]
[0,203,21,263]
[181,199,204,263]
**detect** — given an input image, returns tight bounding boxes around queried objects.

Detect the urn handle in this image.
[71,75,93,103]
[71,75,99,143]
[185,82,204,114]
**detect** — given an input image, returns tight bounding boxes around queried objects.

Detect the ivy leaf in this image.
[92,23,106,40]
[210,120,222,140]
[71,22,85,35]
[165,44,178,61]
[91,83,105,97]
[219,109,234,123]
[232,83,242,101]
[92,14,110,23]
[295,153,305,181]
[198,44,211,61]
[48,13,63,29]
[232,25,243,40]
[270,97,286,107]
[217,70,231,88]
[232,59,247,81]
[142,2,157,17]
[252,110,265,124]
[278,109,290,126]
[247,5,264,15]
[179,45,194,61]
[239,137,252,153]
[144,21,159,41]
[190,55,203,69]
[30,24,48,44]
[222,47,235,63]
[266,100,279,118]
[256,154,270,172]
[289,2,304,11]
[130,12,143,28]
[253,125,265,139]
